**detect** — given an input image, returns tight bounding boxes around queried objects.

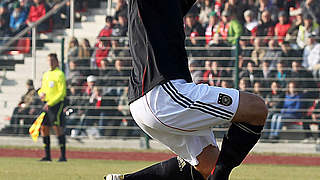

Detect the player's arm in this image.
[180,0,197,16]
[38,73,47,101]
[47,73,67,106]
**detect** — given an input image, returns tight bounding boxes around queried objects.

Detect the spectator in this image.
[219,10,243,46]
[269,81,303,140]
[220,80,232,88]
[252,81,265,98]
[301,0,320,25]
[239,77,250,92]
[306,100,320,143]
[107,33,121,62]
[280,41,302,66]
[104,56,130,95]
[84,75,96,96]
[289,60,318,100]
[263,38,283,70]
[264,81,284,139]
[84,86,104,137]
[0,16,11,44]
[205,11,219,46]
[202,60,226,86]
[9,79,36,134]
[0,4,10,29]
[274,11,291,45]
[66,58,82,86]
[242,9,258,47]
[64,83,84,135]
[256,10,275,44]
[98,87,120,137]
[302,33,320,79]
[189,60,202,84]
[98,59,111,87]
[26,0,50,33]
[9,2,27,36]
[260,60,274,88]
[256,0,279,22]
[239,60,263,88]
[19,0,32,15]
[198,0,213,26]
[115,86,135,137]
[187,31,205,57]
[286,8,303,48]
[112,11,128,46]
[185,13,205,37]
[67,37,80,59]
[72,75,97,138]
[296,14,319,49]
[224,0,247,24]
[97,16,113,44]
[271,61,288,88]
[113,0,127,25]
[78,38,92,76]
[213,0,225,17]
[251,38,266,66]
[92,38,109,69]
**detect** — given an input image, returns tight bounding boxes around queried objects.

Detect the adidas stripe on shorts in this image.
[130,79,239,166]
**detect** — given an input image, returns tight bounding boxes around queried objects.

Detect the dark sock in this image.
[124,156,204,180]
[58,135,66,159]
[43,136,51,159]
[209,123,263,180]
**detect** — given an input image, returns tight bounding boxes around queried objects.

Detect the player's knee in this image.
[251,94,268,124]
[233,92,268,126]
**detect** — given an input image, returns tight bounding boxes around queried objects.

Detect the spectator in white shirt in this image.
[303,33,320,79]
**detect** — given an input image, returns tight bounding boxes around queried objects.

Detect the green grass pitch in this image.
[1,157,320,180]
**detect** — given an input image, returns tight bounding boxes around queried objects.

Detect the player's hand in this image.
[40,92,46,101]
[43,103,49,112]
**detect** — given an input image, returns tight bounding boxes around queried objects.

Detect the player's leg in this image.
[194,145,219,179]
[40,125,51,161]
[53,125,67,161]
[209,91,268,180]
[106,125,208,180]
[52,102,67,162]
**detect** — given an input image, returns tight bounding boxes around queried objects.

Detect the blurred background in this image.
[0,0,320,152]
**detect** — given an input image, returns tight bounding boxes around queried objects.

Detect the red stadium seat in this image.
[7,38,31,55]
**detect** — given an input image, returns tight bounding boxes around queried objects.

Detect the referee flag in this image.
[29,112,45,142]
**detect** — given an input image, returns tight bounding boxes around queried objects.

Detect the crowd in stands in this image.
[0,0,94,44]
[4,0,320,142]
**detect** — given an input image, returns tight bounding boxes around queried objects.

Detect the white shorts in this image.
[130,79,239,165]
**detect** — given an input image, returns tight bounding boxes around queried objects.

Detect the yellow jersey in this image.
[38,67,66,106]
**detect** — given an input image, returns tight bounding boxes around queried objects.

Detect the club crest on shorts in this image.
[218,93,233,106]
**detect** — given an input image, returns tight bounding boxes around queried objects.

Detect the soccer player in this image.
[38,53,67,162]
[106,0,267,180]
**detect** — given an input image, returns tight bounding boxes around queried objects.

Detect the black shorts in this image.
[43,101,65,127]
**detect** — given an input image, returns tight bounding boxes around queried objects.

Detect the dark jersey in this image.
[127,0,196,103]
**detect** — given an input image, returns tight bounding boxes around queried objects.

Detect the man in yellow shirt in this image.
[38,53,67,162]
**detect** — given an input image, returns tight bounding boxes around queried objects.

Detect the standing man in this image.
[106,0,267,180]
[38,53,67,162]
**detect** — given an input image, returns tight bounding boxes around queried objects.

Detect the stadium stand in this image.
[1,0,320,145]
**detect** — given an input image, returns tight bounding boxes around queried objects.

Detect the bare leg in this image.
[194,145,219,179]
[209,92,268,180]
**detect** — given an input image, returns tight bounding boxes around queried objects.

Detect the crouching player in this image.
[106,0,267,179]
